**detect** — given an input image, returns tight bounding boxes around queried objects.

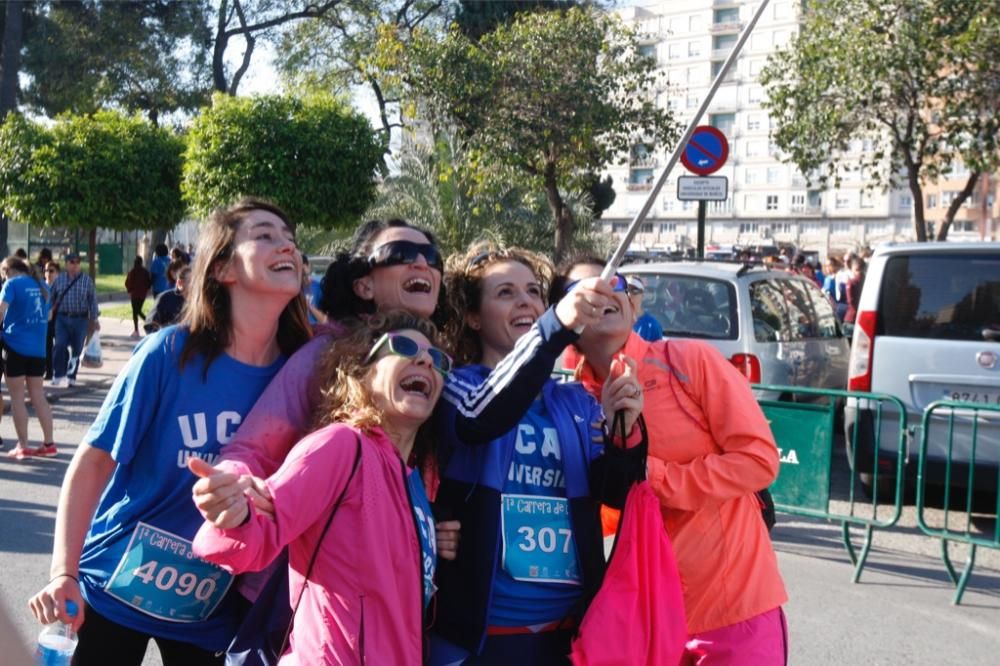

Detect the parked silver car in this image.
[621,262,850,393]
[845,242,1000,498]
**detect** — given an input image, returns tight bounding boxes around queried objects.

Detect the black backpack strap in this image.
[280,433,363,655]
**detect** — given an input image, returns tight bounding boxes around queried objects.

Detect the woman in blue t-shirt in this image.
[0,256,54,461]
[431,244,646,665]
[28,198,312,666]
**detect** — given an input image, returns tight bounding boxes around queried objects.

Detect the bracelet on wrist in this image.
[49,573,79,585]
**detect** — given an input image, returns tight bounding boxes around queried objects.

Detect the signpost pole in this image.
[600,0,771,281]
[697,201,707,260]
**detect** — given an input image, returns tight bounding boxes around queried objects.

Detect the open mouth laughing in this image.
[400,374,433,398]
[403,277,433,294]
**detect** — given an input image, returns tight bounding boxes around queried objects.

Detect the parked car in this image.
[845,242,1000,499]
[621,262,850,396]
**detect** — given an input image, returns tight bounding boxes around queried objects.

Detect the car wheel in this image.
[858,471,897,504]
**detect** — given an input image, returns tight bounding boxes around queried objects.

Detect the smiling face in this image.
[353,227,442,318]
[466,260,545,368]
[567,262,635,354]
[216,209,302,300]
[367,328,444,430]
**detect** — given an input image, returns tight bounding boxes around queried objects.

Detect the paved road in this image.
[0,313,997,664]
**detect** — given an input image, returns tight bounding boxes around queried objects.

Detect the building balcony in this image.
[629,156,658,168]
[711,22,742,33]
[626,182,654,192]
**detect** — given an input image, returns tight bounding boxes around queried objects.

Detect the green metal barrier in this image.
[753,384,909,581]
[915,400,1000,605]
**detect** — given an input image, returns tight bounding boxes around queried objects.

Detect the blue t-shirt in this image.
[488,399,582,627]
[306,276,323,324]
[0,274,49,357]
[78,326,285,651]
[150,255,170,294]
[407,469,437,609]
[633,311,664,342]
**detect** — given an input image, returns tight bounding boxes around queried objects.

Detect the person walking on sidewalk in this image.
[49,253,99,388]
[43,262,60,380]
[0,257,56,460]
[124,257,152,338]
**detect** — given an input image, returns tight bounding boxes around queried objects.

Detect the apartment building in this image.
[922,167,999,242]
[602,0,915,257]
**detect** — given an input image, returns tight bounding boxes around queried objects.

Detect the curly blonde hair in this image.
[442,241,555,366]
[315,310,440,436]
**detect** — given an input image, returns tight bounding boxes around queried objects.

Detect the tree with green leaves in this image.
[761,0,1000,241]
[386,6,677,260]
[0,110,185,276]
[183,93,385,231]
[19,1,214,125]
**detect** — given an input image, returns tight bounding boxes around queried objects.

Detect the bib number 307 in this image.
[105,522,233,623]
[501,494,581,586]
[516,526,573,555]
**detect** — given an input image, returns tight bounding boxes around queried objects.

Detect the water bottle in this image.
[35,600,78,666]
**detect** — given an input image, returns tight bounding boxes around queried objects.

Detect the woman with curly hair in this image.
[192,310,447,664]
[430,243,646,665]
[28,198,312,665]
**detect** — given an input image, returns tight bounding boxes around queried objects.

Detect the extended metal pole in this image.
[601,0,772,280]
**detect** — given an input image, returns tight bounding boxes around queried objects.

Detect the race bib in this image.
[105,522,233,623]
[500,494,581,586]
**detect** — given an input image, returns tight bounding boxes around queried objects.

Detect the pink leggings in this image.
[683,607,788,666]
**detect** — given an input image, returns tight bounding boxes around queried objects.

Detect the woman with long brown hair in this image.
[28,198,311,665]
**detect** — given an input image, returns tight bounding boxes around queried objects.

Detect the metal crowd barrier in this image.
[915,400,1000,605]
[752,384,909,582]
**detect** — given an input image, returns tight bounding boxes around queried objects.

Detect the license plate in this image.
[943,389,1000,406]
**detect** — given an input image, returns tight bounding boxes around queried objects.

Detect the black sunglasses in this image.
[368,241,443,272]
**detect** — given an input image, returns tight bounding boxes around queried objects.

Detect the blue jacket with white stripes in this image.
[432,307,645,653]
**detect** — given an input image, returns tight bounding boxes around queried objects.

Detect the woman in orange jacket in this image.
[553,257,789,666]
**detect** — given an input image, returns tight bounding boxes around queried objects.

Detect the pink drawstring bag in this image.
[570,414,687,666]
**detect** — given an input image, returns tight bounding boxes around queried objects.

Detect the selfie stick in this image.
[601,0,772,281]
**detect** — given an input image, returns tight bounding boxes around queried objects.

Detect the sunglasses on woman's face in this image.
[564,273,629,295]
[367,241,443,272]
[365,332,452,376]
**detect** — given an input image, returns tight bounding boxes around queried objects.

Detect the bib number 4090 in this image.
[131,561,217,601]
[517,526,573,554]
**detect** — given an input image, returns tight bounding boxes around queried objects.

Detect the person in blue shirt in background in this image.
[0,256,55,461]
[430,243,646,665]
[149,243,171,297]
[301,254,326,325]
[28,198,312,666]
[626,275,664,342]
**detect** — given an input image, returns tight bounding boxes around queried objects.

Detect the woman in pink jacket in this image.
[190,310,449,664]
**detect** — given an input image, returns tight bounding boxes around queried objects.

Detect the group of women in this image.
[28,197,787,665]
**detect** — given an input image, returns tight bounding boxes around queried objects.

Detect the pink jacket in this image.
[193,424,425,666]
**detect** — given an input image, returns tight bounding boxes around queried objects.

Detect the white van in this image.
[845,242,1000,498]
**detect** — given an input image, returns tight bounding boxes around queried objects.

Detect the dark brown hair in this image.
[179,197,311,375]
[442,241,554,366]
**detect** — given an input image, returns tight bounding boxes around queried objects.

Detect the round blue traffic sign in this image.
[681,126,730,176]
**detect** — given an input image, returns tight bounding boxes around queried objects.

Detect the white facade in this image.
[603,0,915,256]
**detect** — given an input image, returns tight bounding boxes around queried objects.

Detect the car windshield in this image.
[878,254,1000,341]
[636,274,738,340]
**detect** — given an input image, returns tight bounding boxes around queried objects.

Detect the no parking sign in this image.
[680,126,729,176]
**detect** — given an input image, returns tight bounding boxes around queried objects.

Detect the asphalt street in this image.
[0,313,997,664]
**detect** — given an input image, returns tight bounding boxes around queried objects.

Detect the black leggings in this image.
[130,297,146,330]
[74,604,224,666]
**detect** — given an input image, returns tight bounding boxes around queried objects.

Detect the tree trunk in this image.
[212,0,230,93]
[88,227,98,280]
[0,1,25,259]
[145,228,168,266]
[936,172,980,241]
[907,169,927,242]
[544,163,574,263]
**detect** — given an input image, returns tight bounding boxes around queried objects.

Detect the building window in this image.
[688,40,701,57]
[766,167,782,184]
[748,87,762,104]
[745,169,761,185]
[713,34,738,51]
[663,198,675,212]
[613,223,627,233]
[714,7,740,23]
[681,200,695,211]
[743,194,761,210]
[807,190,823,208]
[668,97,682,110]
[746,140,766,157]
[709,199,733,214]
[640,223,654,234]
[686,95,699,109]
[865,222,891,235]
[686,66,698,82]
[766,195,779,211]
[926,194,937,209]
[638,44,656,62]
[830,222,851,235]
[739,223,760,234]
[860,192,875,209]
[771,222,790,233]
[790,194,805,212]
[711,60,725,77]
[747,114,762,131]
[898,194,913,209]
[709,112,736,135]
[669,43,682,59]
[660,222,677,233]
[801,222,821,233]
[835,192,852,209]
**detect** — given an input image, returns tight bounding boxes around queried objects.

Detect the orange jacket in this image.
[578,333,787,633]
